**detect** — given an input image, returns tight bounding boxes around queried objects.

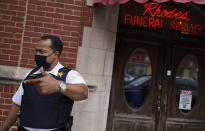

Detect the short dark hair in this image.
[41,35,63,57]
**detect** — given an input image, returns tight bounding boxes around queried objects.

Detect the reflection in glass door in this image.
[175,55,199,113]
[123,48,152,109]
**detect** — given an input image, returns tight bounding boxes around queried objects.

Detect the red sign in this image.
[121,2,205,35]
[143,3,190,21]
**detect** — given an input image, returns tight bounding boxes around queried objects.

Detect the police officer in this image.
[0,35,88,131]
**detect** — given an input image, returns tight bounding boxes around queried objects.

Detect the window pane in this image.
[176,55,199,113]
[123,49,152,110]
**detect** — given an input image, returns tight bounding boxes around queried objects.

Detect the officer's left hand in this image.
[24,67,61,95]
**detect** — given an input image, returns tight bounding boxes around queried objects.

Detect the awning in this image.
[94,0,205,5]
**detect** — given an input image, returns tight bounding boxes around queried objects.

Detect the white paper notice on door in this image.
[179,90,192,110]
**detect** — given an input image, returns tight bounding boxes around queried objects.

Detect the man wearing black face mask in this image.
[0,35,88,131]
[34,51,55,70]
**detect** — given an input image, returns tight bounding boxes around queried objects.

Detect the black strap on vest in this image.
[28,67,40,76]
[22,67,39,88]
[30,67,40,74]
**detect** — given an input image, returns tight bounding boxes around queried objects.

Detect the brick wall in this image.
[0,0,93,69]
[0,84,19,130]
[0,0,93,130]
[0,0,26,66]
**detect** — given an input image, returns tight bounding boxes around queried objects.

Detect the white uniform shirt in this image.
[12,62,87,131]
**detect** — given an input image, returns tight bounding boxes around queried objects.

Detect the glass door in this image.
[106,32,165,131]
[164,42,205,131]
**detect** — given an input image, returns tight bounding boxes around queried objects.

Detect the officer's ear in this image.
[54,51,59,58]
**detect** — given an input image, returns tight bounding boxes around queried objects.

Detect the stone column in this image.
[72,4,119,131]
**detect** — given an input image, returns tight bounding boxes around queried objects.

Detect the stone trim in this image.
[0,65,30,85]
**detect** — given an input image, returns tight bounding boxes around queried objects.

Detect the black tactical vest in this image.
[20,67,74,129]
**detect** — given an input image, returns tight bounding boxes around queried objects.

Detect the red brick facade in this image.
[0,85,18,130]
[0,0,93,129]
[0,0,93,68]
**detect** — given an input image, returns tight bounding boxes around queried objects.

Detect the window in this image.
[123,48,152,109]
[176,55,199,113]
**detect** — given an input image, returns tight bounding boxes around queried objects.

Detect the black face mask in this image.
[34,52,54,70]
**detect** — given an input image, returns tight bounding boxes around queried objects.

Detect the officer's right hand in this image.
[24,67,61,95]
